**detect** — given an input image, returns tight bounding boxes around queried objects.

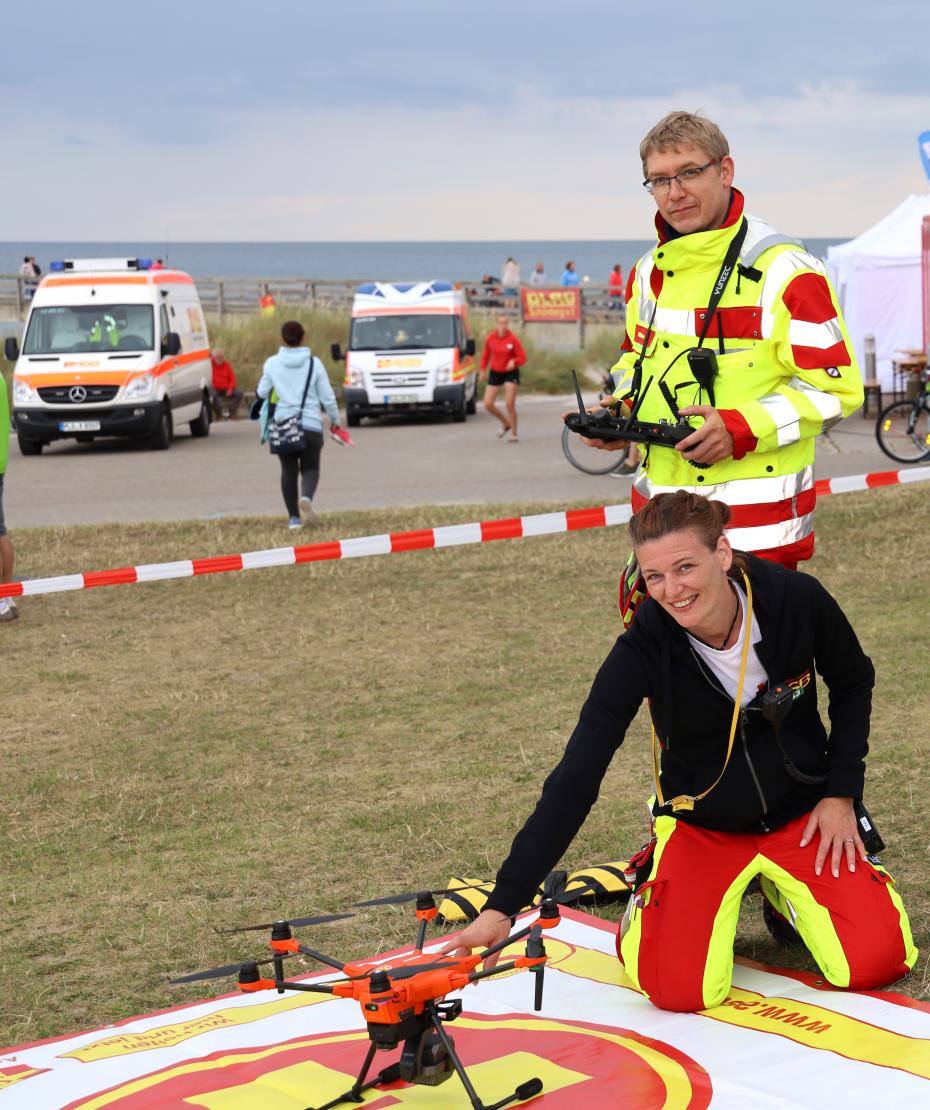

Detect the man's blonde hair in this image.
[639,111,729,176]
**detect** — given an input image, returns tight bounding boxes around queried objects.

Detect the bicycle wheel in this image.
[561,424,631,475]
[875,399,930,463]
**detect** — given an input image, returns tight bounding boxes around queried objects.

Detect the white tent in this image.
[826,194,930,391]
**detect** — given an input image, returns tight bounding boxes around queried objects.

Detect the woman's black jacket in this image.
[486,555,875,917]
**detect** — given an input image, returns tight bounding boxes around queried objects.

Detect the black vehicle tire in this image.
[17,433,44,456]
[452,388,467,423]
[561,424,631,474]
[190,393,211,437]
[149,403,173,450]
[875,399,930,463]
[347,412,361,428]
[466,380,477,415]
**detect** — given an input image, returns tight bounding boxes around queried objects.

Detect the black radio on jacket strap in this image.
[686,217,749,407]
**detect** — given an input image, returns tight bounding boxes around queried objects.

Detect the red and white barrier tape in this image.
[2,466,928,601]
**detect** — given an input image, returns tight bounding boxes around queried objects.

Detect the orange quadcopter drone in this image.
[171,886,564,1110]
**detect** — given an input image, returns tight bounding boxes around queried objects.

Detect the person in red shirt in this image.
[211,348,244,419]
[480,315,526,442]
[608,262,624,309]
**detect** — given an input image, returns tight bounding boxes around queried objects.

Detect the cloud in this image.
[2,4,929,239]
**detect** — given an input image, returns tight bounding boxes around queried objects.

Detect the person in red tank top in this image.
[480,315,526,442]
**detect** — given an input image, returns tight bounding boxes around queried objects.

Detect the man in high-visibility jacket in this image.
[590,112,861,611]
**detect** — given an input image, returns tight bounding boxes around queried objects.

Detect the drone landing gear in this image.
[306,1000,543,1110]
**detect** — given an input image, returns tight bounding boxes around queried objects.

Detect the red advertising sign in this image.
[521,287,582,322]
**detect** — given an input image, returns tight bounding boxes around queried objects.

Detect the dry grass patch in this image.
[1,486,928,1043]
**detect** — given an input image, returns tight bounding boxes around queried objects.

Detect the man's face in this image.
[496,316,508,335]
[645,144,734,235]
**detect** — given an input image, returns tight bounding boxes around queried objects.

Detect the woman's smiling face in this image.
[636,528,733,637]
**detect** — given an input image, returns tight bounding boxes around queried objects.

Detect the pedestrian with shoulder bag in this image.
[257,320,347,530]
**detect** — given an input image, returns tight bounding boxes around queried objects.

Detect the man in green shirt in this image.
[0,376,17,622]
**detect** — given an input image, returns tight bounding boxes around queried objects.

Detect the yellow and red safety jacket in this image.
[612,189,862,564]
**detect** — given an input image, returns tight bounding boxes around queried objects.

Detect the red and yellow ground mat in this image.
[1,909,927,1109]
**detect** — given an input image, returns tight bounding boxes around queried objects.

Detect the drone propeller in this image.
[215,912,354,934]
[170,952,295,985]
[353,884,490,908]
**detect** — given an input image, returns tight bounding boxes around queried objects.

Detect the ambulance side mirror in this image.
[4,337,19,362]
[162,332,181,357]
[330,342,344,361]
[464,338,476,357]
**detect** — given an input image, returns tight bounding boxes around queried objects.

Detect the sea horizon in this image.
[0,237,849,282]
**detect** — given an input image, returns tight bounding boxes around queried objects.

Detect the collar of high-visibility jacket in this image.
[655,187,743,245]
[650,194,749,273]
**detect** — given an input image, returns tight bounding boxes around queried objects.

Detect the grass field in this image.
[1,485,928,1046]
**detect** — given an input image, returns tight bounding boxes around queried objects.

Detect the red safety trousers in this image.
[618,812,917,1013]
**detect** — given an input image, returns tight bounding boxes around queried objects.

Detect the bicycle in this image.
[561,372,634,476]
[875,366,930,464]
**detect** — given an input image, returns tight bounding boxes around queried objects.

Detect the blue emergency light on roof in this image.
[426,282,453,294]
[136,259,153,270]
[50,261,66,272]
[356,283,376,294]
[393,283,415,293]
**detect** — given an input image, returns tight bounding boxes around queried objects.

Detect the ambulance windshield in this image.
[350,314,456,351]
[23,304,155,355]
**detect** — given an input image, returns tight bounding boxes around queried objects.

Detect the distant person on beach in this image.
[529,261,547,286]
[559,261,580,286]
[151,259,165,270]
[19,256,39,302]
[608,263,624,308]
[0,378,17,623]
[256,320,346,530]
[210,349,243,419]
[576,110,862,626]
[501,257,521,293]
[480,314,526,443]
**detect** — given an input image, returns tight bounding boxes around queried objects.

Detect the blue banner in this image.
[919,131,930,183]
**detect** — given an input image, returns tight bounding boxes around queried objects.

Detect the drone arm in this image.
[298,944,346,971]
[476,922,534,962]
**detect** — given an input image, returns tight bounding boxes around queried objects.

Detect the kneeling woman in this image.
[444,492,916,1012]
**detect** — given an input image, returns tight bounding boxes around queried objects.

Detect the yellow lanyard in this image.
[652,571,753,814]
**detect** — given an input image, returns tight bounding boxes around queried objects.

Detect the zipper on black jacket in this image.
[740,710,770,830]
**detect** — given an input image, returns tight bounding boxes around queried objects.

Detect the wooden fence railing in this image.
[0,275,626,326]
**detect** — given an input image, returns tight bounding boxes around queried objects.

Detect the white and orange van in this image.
[332,281,477,426]
[6,258,212,454]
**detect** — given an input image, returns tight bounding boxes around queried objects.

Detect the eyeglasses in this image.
[642,160,720,195]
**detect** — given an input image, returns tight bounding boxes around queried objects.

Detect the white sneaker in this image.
[0,597,19,622]
[298,495,318,524]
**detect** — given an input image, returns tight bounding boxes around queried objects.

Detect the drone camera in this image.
[401,1028,455,1087]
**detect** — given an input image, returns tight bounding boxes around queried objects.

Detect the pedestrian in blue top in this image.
[559,260,580,286]
[257,320,345,529]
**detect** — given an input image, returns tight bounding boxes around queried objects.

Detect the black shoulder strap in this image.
[696,217,748,352]
[298,352,314,409]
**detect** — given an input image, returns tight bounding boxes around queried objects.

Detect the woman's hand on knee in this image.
[800,797,866,878]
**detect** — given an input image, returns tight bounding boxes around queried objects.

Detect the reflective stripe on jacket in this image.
[611,190,862,560]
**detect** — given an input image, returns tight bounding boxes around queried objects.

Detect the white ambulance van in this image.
[332,281,477,426]
[6,258,212,454]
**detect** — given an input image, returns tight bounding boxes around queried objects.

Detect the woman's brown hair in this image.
[628,491,749,577]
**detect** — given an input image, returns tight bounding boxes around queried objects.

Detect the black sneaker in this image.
[762,896,803,947]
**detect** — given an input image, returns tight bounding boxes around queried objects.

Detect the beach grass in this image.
[1,484,927,1044]
[207,308,624,397]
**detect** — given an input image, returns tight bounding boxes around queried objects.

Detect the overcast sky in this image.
[3,1,929,241]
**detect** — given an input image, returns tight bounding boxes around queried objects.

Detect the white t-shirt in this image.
[686,584,767,706]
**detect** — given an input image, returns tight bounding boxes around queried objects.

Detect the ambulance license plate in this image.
[60,420,101,432]
[386,394,417,404]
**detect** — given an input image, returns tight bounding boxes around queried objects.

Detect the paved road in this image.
[5,397,895,528]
